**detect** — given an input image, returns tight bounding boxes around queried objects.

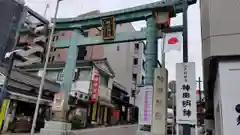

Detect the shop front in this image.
[0,67,59,133]
[111,97,130,124]
[98,97,114,125]
[90,102,112,126]
[90,93,114,126]
[2,92,53,133]
[110,81,132,125]
[68,91,91,129]
[89,64,114,127]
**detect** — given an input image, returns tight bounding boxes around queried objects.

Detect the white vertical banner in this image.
[176,62,197,125]
[138,85,153,125]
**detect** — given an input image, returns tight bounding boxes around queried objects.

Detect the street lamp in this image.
[30,0,63,135]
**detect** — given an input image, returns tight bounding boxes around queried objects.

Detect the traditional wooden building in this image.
[111,81,138,125]
[0,65,59,133]
[18,58,115,128]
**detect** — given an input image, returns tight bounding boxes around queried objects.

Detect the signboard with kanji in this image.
[176,62,197,125]
[91,71,100,102]
[101,16,115,40]
[138,85,153,125]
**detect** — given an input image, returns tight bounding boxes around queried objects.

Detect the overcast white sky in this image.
[25,0,202,85]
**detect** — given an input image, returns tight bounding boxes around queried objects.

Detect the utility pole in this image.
[196,77,202,102]
[182,0,191,135]
[43,4,49,17]
[30,0,62,135]
[161,33,166,68]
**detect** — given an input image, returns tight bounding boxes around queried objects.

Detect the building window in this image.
[117,45,120,51]
[134,43,139,49]
[48,57,51,62]
[79,69,91,81]
[83,31,88,37]
[142,76,145,85]
[142,60,145,69]
[55,36,59,41]
[143,43,146,52]
[51,56,55,62]
[51,47,56,52]
[132,74,137,81]
[100,75,108,87]
[133,58,138,65]
[57,71,64,81]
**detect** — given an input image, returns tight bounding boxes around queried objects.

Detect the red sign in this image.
[91,72,100,102]
[168,37,179,44]
[113,110,120,120]
[196,90,201,94]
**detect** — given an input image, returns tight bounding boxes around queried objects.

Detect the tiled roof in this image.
[18,58,115,76]
[0,65,60,92]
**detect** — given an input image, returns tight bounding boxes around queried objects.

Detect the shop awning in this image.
[99,101,114,108]
[0,65,60,93]
[111,96,131,106]
[7,91,52,105]
[98,96,114,108]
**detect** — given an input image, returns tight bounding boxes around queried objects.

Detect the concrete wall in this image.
[213,61,240,135]
[200,0,240,59]
[213,72,221,135]
[200,0,240,122]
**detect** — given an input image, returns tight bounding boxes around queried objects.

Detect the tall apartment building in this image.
[102,23,146,104]
[132,41,146,89]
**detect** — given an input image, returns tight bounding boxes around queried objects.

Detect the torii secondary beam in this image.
[54,25,183,48]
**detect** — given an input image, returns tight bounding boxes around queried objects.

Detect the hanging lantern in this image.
[154,12,171,29]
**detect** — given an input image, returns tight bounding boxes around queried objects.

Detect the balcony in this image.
[132,64,139,74]
[71,80,91,94]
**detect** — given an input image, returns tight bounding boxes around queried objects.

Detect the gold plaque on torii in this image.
[101,16,116,40]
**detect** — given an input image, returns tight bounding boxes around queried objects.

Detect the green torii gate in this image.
[53,0,196,120]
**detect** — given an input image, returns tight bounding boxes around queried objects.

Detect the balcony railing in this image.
[142,53,146,61]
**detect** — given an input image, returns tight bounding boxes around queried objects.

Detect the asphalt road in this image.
[2,124,201,135]
[177,126,199,135]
